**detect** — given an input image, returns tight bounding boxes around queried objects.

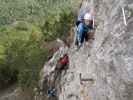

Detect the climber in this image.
[56,54,69,70]
[53,53,69,81]
[75,12,94,48]
[49,54,69,96]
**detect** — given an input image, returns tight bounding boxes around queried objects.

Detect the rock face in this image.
[36,40,69,100]
[1,0,133,99]
[39,0,133,100]
[57,0,133,100]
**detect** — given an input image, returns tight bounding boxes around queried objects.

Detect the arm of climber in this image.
[77,23,84,43]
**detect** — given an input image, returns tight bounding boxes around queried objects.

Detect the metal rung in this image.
[122,7,127,26]
[79,73,94,82]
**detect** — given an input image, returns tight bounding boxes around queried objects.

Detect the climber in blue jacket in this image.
[75,13,94,48]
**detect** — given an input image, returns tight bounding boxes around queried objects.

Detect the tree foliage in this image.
[0,0,77,89]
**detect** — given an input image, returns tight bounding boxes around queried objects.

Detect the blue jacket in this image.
[76,23,93,43]
[76,23,87,42]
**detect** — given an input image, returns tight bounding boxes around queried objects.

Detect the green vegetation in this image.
[0,0,77,89]
[0,23,48,89]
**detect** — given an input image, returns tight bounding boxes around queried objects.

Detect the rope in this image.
[85,0,88,9]
[61,87,65,100]
[122,7,127,26]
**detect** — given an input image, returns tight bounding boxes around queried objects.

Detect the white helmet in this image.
[84,13,93,20]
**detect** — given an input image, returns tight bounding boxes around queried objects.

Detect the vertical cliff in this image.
[39,0,133,100]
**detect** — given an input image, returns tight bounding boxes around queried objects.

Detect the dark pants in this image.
[81,31,88,43]
[75,31,88,46]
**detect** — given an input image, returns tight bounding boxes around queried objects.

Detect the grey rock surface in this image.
[57,0,133,100]
[2,0,133,100]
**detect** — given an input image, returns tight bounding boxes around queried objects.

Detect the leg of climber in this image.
[75,22,85,49]
[75,37,79,47]
[75,11,86,49]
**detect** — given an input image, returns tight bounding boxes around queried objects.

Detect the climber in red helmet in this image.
[57,54,69,70]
